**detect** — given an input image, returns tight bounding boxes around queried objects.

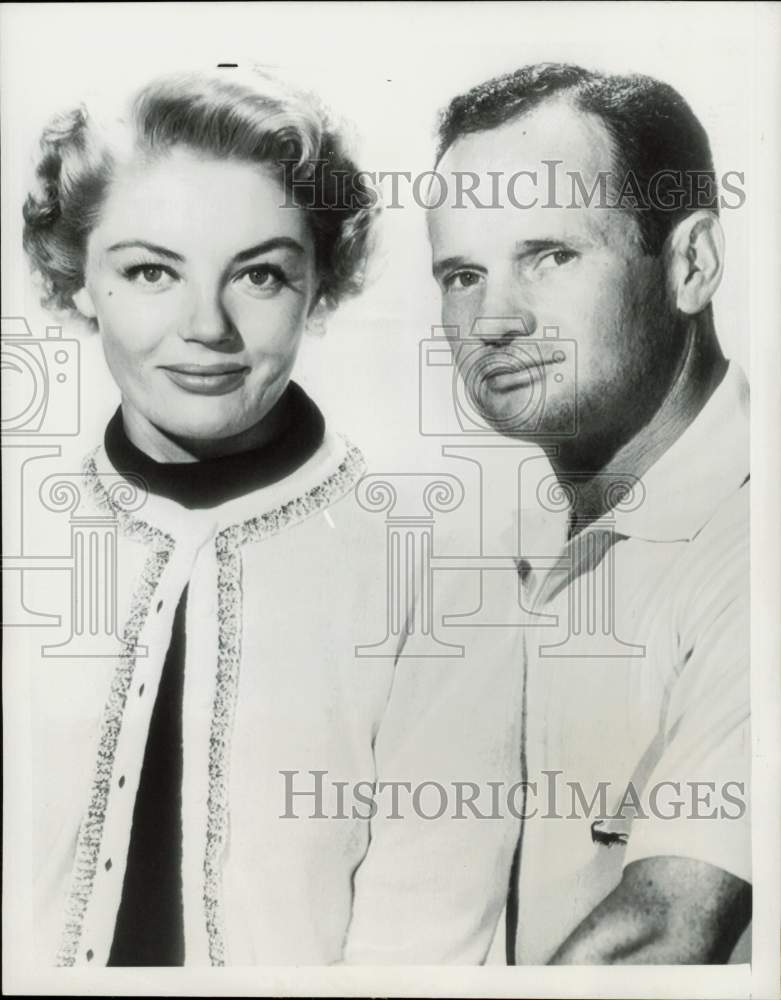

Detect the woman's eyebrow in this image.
[104,237,306,263]
[106,240,184,260]
[232,237,306,263]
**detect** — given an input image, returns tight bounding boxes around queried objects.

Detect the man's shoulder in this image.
[690,477,749,556]
[671,480,749,640]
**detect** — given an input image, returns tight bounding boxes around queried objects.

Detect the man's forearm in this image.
[551,908,688,965]
[549,857,752,965]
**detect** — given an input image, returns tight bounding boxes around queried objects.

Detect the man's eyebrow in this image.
[512,237,593,254]
[432,255,473,279]
[432,236,598,277]
[106,240,185,261]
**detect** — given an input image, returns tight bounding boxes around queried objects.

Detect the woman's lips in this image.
[160,364,249,396]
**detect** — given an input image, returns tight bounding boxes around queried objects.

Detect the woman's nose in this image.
[182,288,236,346]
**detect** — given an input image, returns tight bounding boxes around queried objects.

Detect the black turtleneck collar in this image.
[104,381,325,510]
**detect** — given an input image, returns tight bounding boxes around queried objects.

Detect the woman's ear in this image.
[666,210,725,316]
[73,286,98,321]
[305,296,328,337]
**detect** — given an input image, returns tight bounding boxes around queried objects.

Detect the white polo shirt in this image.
[505,362,751,965]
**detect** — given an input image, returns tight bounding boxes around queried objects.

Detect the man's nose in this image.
[467,280,537,343]
[182,287,236,346]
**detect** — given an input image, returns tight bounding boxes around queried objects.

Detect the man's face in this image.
[428,101,680,469]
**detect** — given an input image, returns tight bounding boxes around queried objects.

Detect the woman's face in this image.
[75,147,319,458]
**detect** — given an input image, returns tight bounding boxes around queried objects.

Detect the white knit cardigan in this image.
[32,430,522,966]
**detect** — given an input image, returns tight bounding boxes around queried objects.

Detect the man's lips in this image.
[159,364,250,395]
[482,358,558,391]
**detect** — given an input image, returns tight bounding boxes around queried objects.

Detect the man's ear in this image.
[73,286,98,321]
[666,210,725,315]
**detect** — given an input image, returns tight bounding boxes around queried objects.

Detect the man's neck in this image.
[553,319,728,535]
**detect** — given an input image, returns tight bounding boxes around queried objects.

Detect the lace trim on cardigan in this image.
[204,439,366,964]
[57,450,176,966]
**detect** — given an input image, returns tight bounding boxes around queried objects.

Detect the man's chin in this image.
[463,402,574,443]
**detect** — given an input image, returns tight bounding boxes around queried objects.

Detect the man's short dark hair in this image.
[435,63,718,255]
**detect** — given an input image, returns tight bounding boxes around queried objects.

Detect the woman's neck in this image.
[104,381,326,510]
[120,390,292,463]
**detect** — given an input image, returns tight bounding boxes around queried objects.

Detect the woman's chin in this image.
[151,382,286,442]
[162,419,253,445]
[140,407,255,449]
[147,396,255,438]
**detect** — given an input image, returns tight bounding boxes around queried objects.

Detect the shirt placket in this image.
[507,534,579,963]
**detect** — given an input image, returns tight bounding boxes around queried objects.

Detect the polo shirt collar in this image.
[602,361,749,543]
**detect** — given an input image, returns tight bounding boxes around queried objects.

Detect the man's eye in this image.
[538,249,578,271]
[124,264,176,288]
[443,270,483,292]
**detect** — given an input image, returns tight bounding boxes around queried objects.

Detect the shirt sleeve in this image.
[622,503,751,885]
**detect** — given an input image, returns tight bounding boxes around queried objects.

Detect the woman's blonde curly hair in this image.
[23,67,378,316]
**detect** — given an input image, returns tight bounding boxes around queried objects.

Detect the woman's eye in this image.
[124,264,176,289]
[237,266,286,293]
[443,270,483,293]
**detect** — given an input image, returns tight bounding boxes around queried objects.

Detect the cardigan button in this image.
[86,949,94,961]
[118,775,125,788]
[156,600,163,613]
[138,683,145,697]
[105,858,112,871]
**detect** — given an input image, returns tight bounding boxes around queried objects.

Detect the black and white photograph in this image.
[2,2,779,997]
